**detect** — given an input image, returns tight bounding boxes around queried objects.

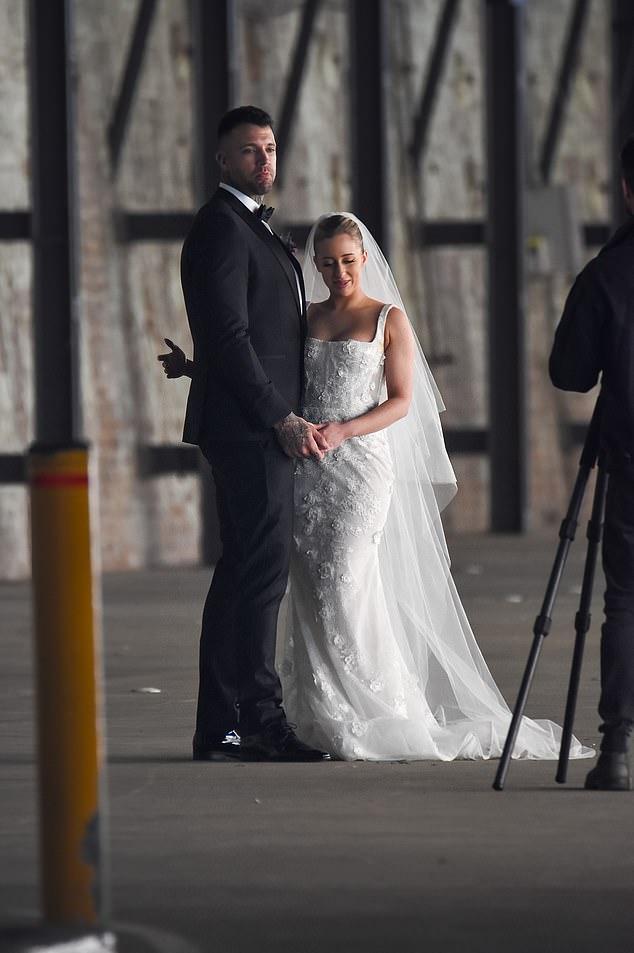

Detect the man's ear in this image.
[216,150,226,170]
[621,176,634,214]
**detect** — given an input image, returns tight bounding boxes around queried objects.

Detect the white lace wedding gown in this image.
[280,305,593,762]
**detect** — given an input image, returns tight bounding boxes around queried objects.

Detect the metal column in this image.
[30,4,77,442]
[191,0,238,200]
[484,0,527,532]
[349,0,391,256]
[190,0,238,564]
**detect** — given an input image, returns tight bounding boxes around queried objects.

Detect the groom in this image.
[180,105,330,762]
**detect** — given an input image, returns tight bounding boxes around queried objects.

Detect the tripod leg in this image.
[555,465,608,783]
[492,463,593,791]
[493,398,604,791]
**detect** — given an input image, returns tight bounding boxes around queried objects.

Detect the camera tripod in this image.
[493,399,606,791]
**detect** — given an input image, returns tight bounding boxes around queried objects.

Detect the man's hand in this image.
[158,338,188,378]
[273,413,329,460]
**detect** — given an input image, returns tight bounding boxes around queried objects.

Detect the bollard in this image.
[29,445,106,924]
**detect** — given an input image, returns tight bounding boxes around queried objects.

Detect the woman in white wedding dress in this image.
[159,212,593,763]
[278,213,592,762]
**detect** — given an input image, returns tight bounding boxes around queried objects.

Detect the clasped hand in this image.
[273,413,329,461]
[274,418,347,460]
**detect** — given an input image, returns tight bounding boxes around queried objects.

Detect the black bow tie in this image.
[255,204,275,222]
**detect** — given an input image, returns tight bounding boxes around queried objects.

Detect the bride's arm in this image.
[317,308,414,450]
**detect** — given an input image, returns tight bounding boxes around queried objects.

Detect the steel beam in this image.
[611,0,634,228]
[539,0,590,183]
[411,219,485,246]
[282,218,607,251]
[190,0,238,564]
[0,211,31,240]
[107,0,158,175]
[484,0,527,532]
[190,0,238,200]
[349,0,391,255]
[114,210,194,241]
[410,0,461,168]
[29,0,79,444]
[0,454,27,483]
[443,428,488,454]
[137,444,200,478]
[274,0,321,187]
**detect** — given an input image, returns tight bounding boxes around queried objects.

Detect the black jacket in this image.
[181,188,306,444]
[549,219,634,461]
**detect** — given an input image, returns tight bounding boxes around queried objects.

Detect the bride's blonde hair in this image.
[313,214,364,251]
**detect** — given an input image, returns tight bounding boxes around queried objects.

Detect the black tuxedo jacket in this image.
[181,188,306,444]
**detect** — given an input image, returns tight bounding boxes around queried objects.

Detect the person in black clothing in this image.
[550,134,634,791]
[178,105,330,763]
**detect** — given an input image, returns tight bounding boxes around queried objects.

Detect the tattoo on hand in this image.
[274,413,313,456]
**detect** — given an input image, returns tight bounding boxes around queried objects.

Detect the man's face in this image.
[216,124,277,198]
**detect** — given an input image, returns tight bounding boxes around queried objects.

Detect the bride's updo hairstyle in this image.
[313,214,365,253]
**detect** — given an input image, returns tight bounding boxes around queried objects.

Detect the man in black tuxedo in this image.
[179,105,329,762]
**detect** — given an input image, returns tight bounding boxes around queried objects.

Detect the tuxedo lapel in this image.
[280,239,307,328]
[215,189,304,318]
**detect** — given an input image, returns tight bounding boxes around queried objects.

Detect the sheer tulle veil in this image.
[298,213,593,759]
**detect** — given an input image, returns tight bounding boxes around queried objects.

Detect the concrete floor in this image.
[2,533,634,953]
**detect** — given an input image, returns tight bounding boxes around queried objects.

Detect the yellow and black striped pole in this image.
[28,0,109,933]
[29,446,105,923]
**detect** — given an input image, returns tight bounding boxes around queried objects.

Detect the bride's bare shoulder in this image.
[306,301,330,336]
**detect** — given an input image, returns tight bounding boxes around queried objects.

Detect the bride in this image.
[159,212,593,763]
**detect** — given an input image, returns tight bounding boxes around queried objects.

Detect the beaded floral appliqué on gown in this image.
[280,305,594,762]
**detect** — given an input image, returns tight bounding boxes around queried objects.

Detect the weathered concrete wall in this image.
[524,0,609,531]
[73,0,199,571]
[0,0,614,576]
[0,0,31,578]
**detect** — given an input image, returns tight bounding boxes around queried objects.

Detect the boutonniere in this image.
[281,231,297,256]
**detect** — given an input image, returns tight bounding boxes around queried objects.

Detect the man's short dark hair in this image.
[620,134,634,193]
[217,106,274,142]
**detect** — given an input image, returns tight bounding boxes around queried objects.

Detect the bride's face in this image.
[314,234,368,298]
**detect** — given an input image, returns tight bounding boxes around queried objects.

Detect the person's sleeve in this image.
[549,268,606,393]
[187,218,292,429]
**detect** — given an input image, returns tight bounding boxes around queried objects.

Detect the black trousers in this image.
[195,435,294,739]
[599,468,634,744]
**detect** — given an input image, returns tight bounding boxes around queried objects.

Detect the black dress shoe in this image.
[192,730,241,762]
[584,751,632,791]
[240,722,331,762]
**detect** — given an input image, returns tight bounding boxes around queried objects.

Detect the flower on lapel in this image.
[281,231,297,256]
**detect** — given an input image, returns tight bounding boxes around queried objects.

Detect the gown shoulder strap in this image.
[373,303,394,347]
